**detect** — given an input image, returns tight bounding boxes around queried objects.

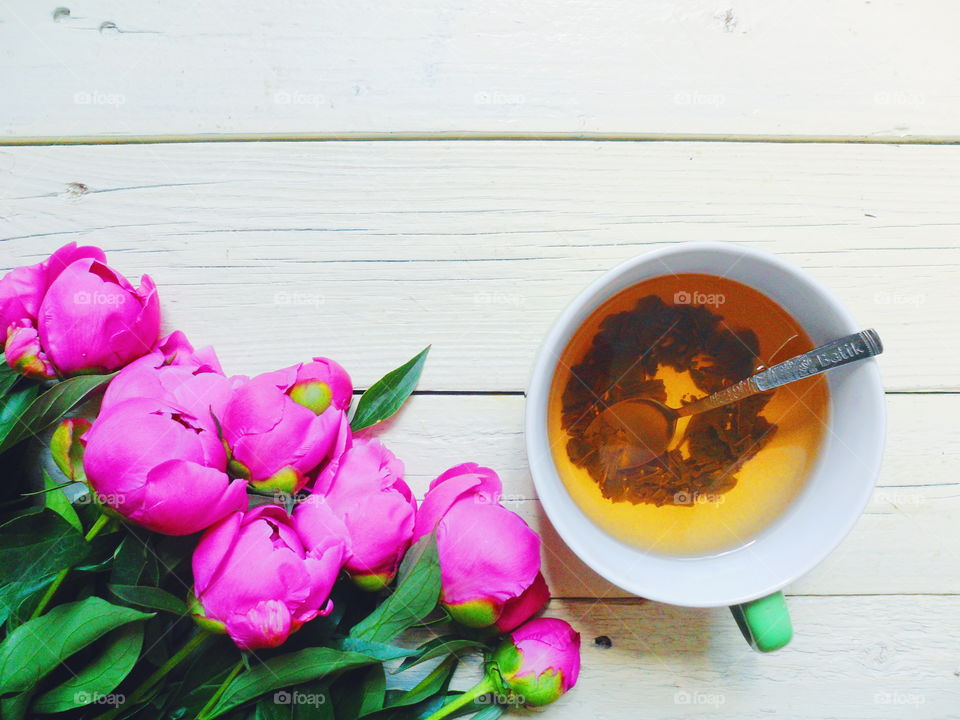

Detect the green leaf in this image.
[399,637,486,670]
[205,648,380,719]
[111,534,160,586]
[0,509,89,625]
[349,534,440,644]
[75,534,120,573]
[357,665,386,717]
[466,707,504,720]
[0,596,153,695]
[0,693,31,720]
[0,354,20,397]
[32,622,144,713]
[0,371,115,454]
[332,637,419,662]
[6,584,49,634]
[382,656,457,712]
[109,584,188,615]
[42,468,82,532]
[350,347,429,431]
[254,679,332,720]
[255,697,293,720]
[167,639,246,716]
[0,383,40,449]
[291,681,334,720]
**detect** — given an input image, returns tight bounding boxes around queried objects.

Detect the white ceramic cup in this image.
[525,242,885,650]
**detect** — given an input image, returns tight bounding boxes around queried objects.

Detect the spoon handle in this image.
[675,329,883,417]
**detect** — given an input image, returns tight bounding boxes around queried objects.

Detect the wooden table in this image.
[2,2,958,717]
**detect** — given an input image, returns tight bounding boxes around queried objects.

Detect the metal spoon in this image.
[583,329,883,466]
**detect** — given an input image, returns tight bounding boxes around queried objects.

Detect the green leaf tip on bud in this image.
[188,590,226,635]
[227,457,251,481]
[443,598,499,628]
[248,466,301,495]
[351,571,394,592]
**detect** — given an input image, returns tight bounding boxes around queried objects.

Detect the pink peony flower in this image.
[81,398,246,535]
[295,437,416,590]
[412,463,541,628]
[190,504,345,650]
[0,243,160,378]
[489,617,581,706]
[220,358,352,493]
[101,331,242,428]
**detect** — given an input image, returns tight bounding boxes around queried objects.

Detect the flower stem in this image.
[422,676,496,720]
[94,631,209,720]
[195,658,244,720]
[30,513,111,619]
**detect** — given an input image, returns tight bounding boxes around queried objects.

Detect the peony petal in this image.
[82,399,204,500]
[293,493,350,555]
[299,540,345,621]
[132,460,244,535]
[413,463,502,542]
[193,512,243,595]
[310,412,353,494]
[437,502,540,608]
[221,377,287,439]
[103,274,161,368]
[229,399,337,484]
[0,243,105,331]
[225,599,293,650]
[199,518,311,620]
[339,491,415,579]
[495,572,551,633]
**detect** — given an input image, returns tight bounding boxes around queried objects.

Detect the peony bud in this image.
[1,244,161,378]
[81,398,246,535]
[488,617,581,707]
[296,437,416,590]
[190,505,345,649]
[37,257,160,376]
[413,463,541,628]
[219,359,351,493]
[5,319,55,379]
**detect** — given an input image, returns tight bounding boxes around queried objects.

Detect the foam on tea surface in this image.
[547,273,829,557]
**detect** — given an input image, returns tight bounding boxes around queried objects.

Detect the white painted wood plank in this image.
[1,141,956,391]
[442,596,960,719]
[1,1,958,139]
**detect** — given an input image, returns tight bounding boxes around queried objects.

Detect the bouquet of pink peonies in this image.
[0,244,580,720]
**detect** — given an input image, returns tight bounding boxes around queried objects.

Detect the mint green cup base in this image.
[729,591,793,652]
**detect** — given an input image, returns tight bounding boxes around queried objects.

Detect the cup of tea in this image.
[525,242,885,651]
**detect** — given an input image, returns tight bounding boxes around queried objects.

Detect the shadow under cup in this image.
[525,242,886,651]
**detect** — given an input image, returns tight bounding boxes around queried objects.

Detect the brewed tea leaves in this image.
[561,295,777,507]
